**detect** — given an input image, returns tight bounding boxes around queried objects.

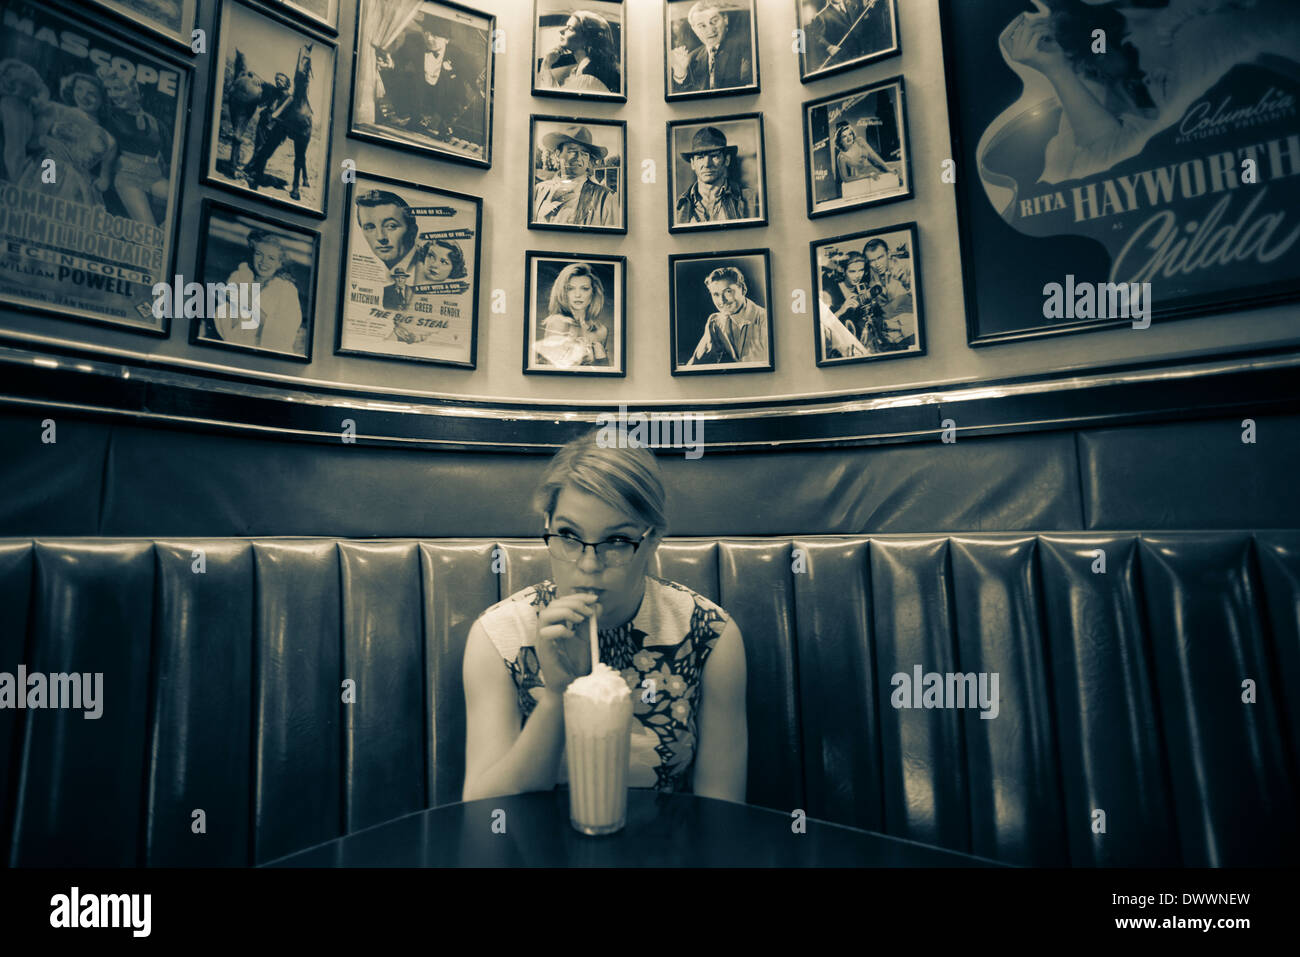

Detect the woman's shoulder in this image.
[645,576,733,641]
[475,581,555,660]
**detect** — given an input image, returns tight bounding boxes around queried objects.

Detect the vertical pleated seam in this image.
[139,543,163,866]
[2,542,35,867]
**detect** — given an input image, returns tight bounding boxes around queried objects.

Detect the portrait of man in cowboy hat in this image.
[671,120,764,229]
[531,121,622,229]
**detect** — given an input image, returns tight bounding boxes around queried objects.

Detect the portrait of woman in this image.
[524,253,625,375]
[832,120,896,201]
[213,229,304,353]
[533,3,625,99]
[95,66,169,226]
[461,430,748,802]
[414,237,467,285]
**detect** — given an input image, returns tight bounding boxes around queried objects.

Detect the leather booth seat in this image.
[1,533,1297,867]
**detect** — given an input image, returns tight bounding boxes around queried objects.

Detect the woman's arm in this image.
[693,619,747,802]
[461,621,566,801]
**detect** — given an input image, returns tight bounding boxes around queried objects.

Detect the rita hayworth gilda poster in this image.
[944,0,1300,342]
[0,0,188,333]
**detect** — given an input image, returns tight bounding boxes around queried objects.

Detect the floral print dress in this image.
[476,576,731,792]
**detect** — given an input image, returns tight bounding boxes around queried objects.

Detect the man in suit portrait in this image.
[355,189,418,311]
[670,1,753,93]
[674,126,759,226]
[807,0,892,71]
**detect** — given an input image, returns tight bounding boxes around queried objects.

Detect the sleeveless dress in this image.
[477,576,731,792]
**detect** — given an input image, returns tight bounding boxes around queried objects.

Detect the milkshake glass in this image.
[562,662,632,835]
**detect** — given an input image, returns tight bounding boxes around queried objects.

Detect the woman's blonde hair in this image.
[534,428,667,537]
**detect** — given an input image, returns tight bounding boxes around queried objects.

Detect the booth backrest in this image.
[1,534,1297,866]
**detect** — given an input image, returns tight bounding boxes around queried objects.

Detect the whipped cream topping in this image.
[565,661,631,705]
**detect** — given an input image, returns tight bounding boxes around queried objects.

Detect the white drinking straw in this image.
[589,611,599,671]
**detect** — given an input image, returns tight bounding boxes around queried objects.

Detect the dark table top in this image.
[266,790,1005,867]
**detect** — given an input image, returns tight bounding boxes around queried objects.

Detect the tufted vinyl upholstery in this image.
[0,534,1296,867]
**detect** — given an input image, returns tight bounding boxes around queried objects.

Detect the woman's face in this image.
[547,485,657,631]
[839,128,856,149]
[251,241,284,281]
[72,78,101,112]
[559,16,585,55]
[419,244,454,283]
[566,274,593,313]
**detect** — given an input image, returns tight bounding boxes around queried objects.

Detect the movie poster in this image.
[0,0,188,334]
[336,172,481,368]
[942,0,1300,344]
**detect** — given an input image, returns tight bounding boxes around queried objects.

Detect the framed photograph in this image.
[803,75,911,218]
[351,0,495,168]
[664,0,759,101]
[812,222,924,366]
[523,252,626,376]
[336,172,481,368]
[84,0,201,50]
[532,0,625,102]
[269,0,338,33]
[205,0,336,217]
[669,249,773,375]
[795,0,899,84]
[529,117,626,233]
[940,0,1300,346]
[0,0,190,336]
[668,113,767,233]
[189,201,320,361]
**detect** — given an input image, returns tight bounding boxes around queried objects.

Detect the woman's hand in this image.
[532,592,600,699]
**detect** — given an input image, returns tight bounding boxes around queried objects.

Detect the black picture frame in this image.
[802,75,912,219]
[268,0,339,33]
[531,0,627,104]
[522,251,627,377]
[811,221,925,367]
[528,115,627,234]
[663,0,760,102]
[669,248,774,375]
[939,0,1300,347]
[335,170,482,369]
[83,0,201,51]
[204,0,337,218]
[0,0,192,337]
[667,112,768,234]
[350,0,496,169]
[795,0,900,84]
[188,200,320,362]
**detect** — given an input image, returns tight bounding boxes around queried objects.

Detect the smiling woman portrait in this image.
[461,429,748,802]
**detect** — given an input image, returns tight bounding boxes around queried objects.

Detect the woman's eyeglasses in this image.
[542,528,651,566]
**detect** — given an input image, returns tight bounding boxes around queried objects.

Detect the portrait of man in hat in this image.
[672,122,763,228]
[531,122,621,228]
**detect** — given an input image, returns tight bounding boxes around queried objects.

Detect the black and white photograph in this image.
[941,0,1300,344]
[669,249,773,374]
[668,113,767,233]
[796,0,900,83]
[664,0,759,101]
[352,0,495,168]
[529,117,625,233]
[523,251,625,376]
[270,0,338,32]
[0,0,189,334]
[189,200,319,360]
[86,0,201,49]
[812,221,923,365]
[804,75,910,218]
[205,0,336,217]
[531,0,625,102]
[337,171,481,368]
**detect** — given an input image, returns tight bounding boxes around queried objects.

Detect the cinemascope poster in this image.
[941,0,1300,344]
[0,0,188,334]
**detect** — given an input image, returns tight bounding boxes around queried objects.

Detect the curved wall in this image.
[0,0,1296,410]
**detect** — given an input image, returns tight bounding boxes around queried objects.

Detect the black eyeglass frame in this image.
[541,526,653,565]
